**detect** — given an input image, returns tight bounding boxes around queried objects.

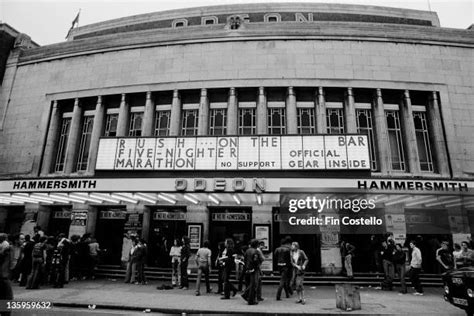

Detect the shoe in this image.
[301,299,306,305]
[296,299,302,304]
[257,297,264,301]
[134,281,139,285]
[178,286,184,289]
[276,297,281,301]
[207,288,212,293]
[195,291,200,296]
[182,287,188,290]
[232,290,237,297]
[220,297,230,300]
[413,292,424,296]
[399,290,407,294]
[248,302,258,305]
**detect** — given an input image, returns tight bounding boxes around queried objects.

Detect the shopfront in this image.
[48,206,72,237]
[96,207,127,265]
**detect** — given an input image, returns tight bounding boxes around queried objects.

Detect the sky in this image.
[1,0,473,46]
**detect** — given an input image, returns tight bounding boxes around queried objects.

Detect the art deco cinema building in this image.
[0,3,473,275]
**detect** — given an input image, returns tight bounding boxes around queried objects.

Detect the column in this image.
[142,92,155,136]
[401,90,421,174]
[87,96,105,174]
[37,205,51,233]
[428,92,450,176]
[315,87,326,133]
[344,88,357,133]
[198,88,209,135]
[64,98,82,174]
[141,206,151,240]
[86,206,98,235]
[257,87,267,134]
[41,100,60,175]
[373,89,390,174]
[286,87,297,134]
[116,94,129,136]
[226,88,238,135]
[169,90,181,136]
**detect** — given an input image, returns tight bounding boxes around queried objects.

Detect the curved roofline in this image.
[69,2,440,40]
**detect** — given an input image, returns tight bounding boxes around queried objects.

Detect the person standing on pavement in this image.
[26,236,47,289]
[220,238,238,299]
[88,238,101,280]
[380,240,395,290]
[393,243,407,294]
[274,236,292,300]
[124,237,138,283]
[344,242,355,279]
[19,235,34,286]
[290,242,309,305]
[136,239,148,285]
[0,233,13,313]
[436,241,454,272]
[195,240,212,296]
[215,241,225,294]
[169,238,181,287]
[256,241,265,302]
[241,239,264,305]
[179,236,191,290]
[408,240,423,295]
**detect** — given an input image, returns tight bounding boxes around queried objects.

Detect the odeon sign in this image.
[96,135,370,171]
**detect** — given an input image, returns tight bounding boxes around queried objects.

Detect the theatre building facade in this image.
[0,3,473,274]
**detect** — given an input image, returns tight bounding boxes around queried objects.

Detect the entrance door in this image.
[148,208,187,267]
[95,208,126,265]
[209,208,252,264]
[48,207,72,236]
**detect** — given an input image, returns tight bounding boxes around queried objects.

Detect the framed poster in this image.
[254,224,270,252]
[188,223,202,250]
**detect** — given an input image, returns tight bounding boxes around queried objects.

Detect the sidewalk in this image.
[12,279,463,315]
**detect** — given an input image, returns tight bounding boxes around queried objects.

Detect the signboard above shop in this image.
[96,135,370,171]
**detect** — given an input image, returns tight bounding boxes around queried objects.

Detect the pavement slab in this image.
[9,280,464,315]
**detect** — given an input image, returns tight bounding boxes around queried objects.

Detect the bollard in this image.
[335,283,361,311]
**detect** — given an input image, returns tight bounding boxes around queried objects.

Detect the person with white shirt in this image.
[409,240,423,295]
[195,240,212,296]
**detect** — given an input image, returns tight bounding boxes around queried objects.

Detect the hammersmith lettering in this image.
[13,180,97,191]
[358,180,469,192]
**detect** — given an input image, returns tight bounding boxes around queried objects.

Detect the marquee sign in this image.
[96,135,370,171]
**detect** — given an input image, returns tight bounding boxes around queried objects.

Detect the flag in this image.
[66,10,81,39]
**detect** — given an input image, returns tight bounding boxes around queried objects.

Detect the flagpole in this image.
[427,0,432,12]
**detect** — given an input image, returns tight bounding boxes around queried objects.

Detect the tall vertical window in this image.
[326,108,344,134]
[76,116,94,171]
[386,110,406,171]
[154,111,170,136]
[413,111,434,172]
[356,109,377,171]
[268,108,286,135]
[54,117,71,172]
[209,109,227,135]
[238,108,256,135]
[104,114,118,136]
[128,112,143,136]
[297,108,315,134]
[181,109,199,136]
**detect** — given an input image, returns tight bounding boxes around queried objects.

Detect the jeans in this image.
[223,269,237,298]
[195,263,211,293]
[171,257,180,286]
[395,263,406,292]
[345,254,353,277]
[26,258,44,289]
[242,271,259,304]
[137,261,146,283]
[276,266,291,299]
[180,260,189,288]
[409,267,423,293]
[383,259,395,283]
[124,261,137,283]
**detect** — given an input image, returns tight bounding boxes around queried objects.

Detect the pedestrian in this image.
[369,235,381,273]
[134,239,147,285]
[179,236,191,290]
[26,236,47,289]
[78,234,91,280]
[290,241,309,305]
[220,238,238,299]
[256,241,265,302]
[169,238,181,287]
[19,235,34,286]
[274,236,292,300]
[195,240,212,296]
[453,243,463,269]
[455,241,474,269]
[393,244,407,294]
[88,238,101,280]
[43,236,56,284]
[408,240,423,295]
[0,233,13,315]
[345,242,356,279]
[50,242,67,288]
[214,241,225,294]
[124,237,138,283]
[121,233,133,269]
[436,241,454,272]
[380,240,395,290]
[68,235,80,281]
[241,239,264,305]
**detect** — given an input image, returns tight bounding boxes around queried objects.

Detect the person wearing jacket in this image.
[344,242,356,279]
[124,237,138,283]
[135,239,148,285]
[241,239,264,305]
[179,236,191,289]
[393,243,407,294]
[274,236,292,300]
[290,242,309,305]
[220,238,238,299]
